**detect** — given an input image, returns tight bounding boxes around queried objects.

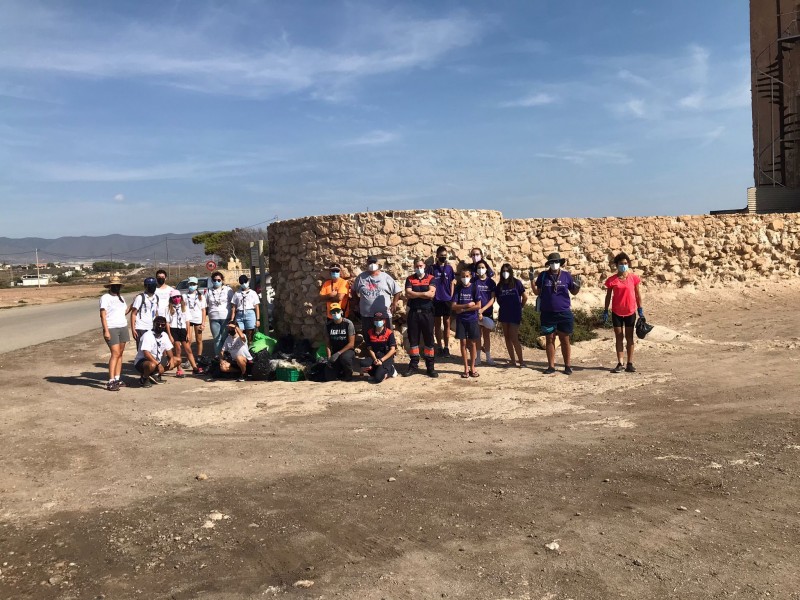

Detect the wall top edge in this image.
[267,208,505,229]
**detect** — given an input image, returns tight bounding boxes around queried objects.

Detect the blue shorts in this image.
[236,309,257,330]
[540,311,574,335]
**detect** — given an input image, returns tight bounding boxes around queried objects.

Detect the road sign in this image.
[205,260,217,272]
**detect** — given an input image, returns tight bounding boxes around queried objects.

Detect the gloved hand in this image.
[602,310,609,324]
[528,268,538,282]
[637,307,645,319]
[328,352,340,364]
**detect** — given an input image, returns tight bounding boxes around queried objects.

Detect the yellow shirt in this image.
[320,278,350,318]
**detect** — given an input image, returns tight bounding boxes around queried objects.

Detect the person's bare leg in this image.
[559,333,571,367]
[614,327,624,364]
[460,339,468,375]
[108,346,119,381]
[236,356,248,378]
[468,340,477,374]
[442,316,451,352]
[183,341,198,370]
[546,334,556,368]
[482,327,491,355]
[504,326,516,365]
[625,327,635,364]
[194,326,204,358]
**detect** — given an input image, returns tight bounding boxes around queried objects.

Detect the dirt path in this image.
[0,281,799,599]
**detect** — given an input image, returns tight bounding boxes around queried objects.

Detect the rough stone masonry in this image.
[267,209,800,340]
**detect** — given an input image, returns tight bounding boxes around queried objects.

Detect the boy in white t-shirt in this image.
[219,323,253,382]
[130,277,160,348]
[134,316,179,387]
[153,269,174,318]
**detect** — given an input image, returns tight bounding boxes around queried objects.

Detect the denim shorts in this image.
[236,309,257,330]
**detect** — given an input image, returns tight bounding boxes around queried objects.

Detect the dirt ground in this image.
[0,284,104,309]
[1,281,799,600]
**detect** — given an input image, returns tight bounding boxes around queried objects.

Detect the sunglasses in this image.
[330,269,340,273]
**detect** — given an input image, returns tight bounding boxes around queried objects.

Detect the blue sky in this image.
[0,0,752,238]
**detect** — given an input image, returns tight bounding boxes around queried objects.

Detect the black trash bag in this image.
[276,334,295,355]
[306,361,328,383]
[293,338,314,363]
[250,349,273,381]
[206,357,222,378]
[196,354,213,370]
[635,317,654,339]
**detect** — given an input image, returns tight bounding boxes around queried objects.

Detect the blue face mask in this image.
[374,320,385,329]
[212,281,222,289]
[331,272,340,280]
[617,264,628,273]
[240,282,249,290]
[188,285,197,292]
[331,311,343,321]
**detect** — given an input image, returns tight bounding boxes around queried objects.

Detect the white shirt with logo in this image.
[134,330,174,364]
[205,285,234,320]
[131,292,159,331]
[184,291,206,324]
[222,334,253,361]
[100,293,128,329]
[232,288,260,312]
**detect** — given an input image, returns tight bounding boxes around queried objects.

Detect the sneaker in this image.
[175,369,185,379]
[192,367,205,375]
[402,364,419,377]
[442,347,451,358]
[106,380,119,392]
[236,376,246,382]
[564,366,573,375]
[543,366,556,374]
[625,363,636,373]
[611,363,624,373]
[115,378,126,387]
[155,374,166,384]
[475,354,482,366]
[485,354,496,366]
[148,374,160,385]
[140,376,153,389]
[391,366,399,378]
[181,361,191,370]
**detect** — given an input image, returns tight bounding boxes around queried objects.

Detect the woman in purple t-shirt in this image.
[495,263,528,368]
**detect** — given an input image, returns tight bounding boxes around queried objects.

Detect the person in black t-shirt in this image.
[402,258,438,378]
[360,312,397,383]
[324,302,356,381]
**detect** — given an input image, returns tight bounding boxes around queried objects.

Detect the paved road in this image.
[0,298,100,353]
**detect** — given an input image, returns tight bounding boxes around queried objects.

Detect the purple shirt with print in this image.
[496,278,526,324]
[427,263,455,302]
[472,276,496,312]
[452,283,479,323]
[536,270,574,313]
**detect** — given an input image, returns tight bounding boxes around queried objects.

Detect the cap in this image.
[367,256,378,264]
[104,275,123,287]
[187,276,198,284]
[329,302,342,311]
[239,274,249,284]
[372,311,386,319]
[144,277,156,286]
[169,289,182,298]
[329,263,342,270]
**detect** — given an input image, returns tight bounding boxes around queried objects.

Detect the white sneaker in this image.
[475,353,482,365]
[485,353,496,366]
[391,366,399,378]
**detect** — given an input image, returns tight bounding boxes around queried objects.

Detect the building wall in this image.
[268,210,800,339]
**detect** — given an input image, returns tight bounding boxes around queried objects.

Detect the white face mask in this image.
[477,268,486,276]
[549,262,560,272]
[415,267,425,277]
[368,263,379,272]
[501,272,510,280]
[461,277,471,286]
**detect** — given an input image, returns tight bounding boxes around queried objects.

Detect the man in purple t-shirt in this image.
[532,252,582,375]
[426,245,456,357]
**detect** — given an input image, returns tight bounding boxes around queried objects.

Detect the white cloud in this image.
[499,92,557,108]
[535,145,632,166]
[113,193,125,202]
[0,2,486,100]
[341,130,400,147]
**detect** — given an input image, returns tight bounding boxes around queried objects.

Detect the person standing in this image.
[603,252,644,373]
[427,246,455,357]
[230,274,261,343]
[205,271,234,356]
[361,312,398,383]
[352,256,401,340]
[153,269,173,318]
[320,262,350,321]
[324,302,356,381]
[472,259,497,366]
[532,252,582,375]
[184,276,206,358]
[451,268,482,378]
[130,277,159,348]
[99,275,129,391]
[402,258,438,378]
[467,247,496,278]
[167,289,202,376]
[495,263,527,368]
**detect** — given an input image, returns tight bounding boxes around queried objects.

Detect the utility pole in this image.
[35,248,41,289]
[165,237,170,279]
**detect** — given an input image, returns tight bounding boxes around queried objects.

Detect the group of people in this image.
[99,269,261,391]
[99,247,646,390]
[319,246,646,383]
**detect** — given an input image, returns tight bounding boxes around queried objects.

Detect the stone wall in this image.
[268,210,800,339]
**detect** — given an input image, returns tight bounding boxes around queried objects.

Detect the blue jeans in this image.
[209,318,230,355]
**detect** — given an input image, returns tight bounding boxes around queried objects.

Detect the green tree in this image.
[192,228,267,267]
[92,261,130,272]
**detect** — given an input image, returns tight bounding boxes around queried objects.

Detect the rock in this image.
[387,477,396,482]
[602,478,610,483]
[208,512,224,521]
[202,520,215,529]
[632,559,644,567]
[195,473,208,481]
[678,506,688,511]
[544,541,560,552]
[293,580,314,589]
[48,576,63,585]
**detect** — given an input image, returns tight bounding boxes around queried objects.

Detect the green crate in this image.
[275,367,303,382]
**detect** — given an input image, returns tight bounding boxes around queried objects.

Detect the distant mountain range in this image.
[0,233,211,264]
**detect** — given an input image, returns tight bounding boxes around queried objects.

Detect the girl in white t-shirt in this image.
[167,290,202,376]
[205,271,234,356]
[99,275,129,392]
[184,277,207,358]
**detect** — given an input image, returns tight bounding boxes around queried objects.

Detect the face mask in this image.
[331,311,343,321]
[212,281,222,289]
[477,268,486,276]
[109,285,122,294]
[374,320,384,329]
[145,284,157,294]
[188,285,197,292]
[171,297,182,305]
[501,272,510,280]
[461,277,471,286]
[472,254,482,264]
[154,325,167,335]
[368,263,379,272]
[415,267,425,277]
[240,282,249,290]
[437,256,447,263]
[549,262,560,272]
[156,277,166,285]
[330,271,340,280]
[617,264,628,273]
[227,328,236,336]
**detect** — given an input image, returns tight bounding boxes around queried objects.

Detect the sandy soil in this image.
[0,284,104,309]
[1,281,799,599]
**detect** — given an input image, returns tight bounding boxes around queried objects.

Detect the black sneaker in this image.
[402,364,419,377]
[543,366,556,374]
[106,380,119,392]
[611,363,624,373]
[442,347,451,358]
[564,366,573,375]
[140,376,153,389]
[236,376,246,382]
[116,379,126,387]
[426,369,439,378]
[155,374,166,384]
[625,363,636,373]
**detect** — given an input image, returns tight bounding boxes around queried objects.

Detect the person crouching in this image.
[220,323,253,382]
[134,316,179,387]
[361,312,398,383]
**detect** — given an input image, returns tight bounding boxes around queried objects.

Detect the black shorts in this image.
[433,300,452,317]
[455,319,481,340]
[135,355,169,374]
[540,311,574,335]
[172,328,188,342]
[612,312,636,328]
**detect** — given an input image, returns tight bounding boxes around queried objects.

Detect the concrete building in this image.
[750,0,800,212]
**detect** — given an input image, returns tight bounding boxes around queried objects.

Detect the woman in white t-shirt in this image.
[99,275,129,392]
[167,289,203,377]
[205,271,234,356]
[230,274,261,343]
[184,276,207,358]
